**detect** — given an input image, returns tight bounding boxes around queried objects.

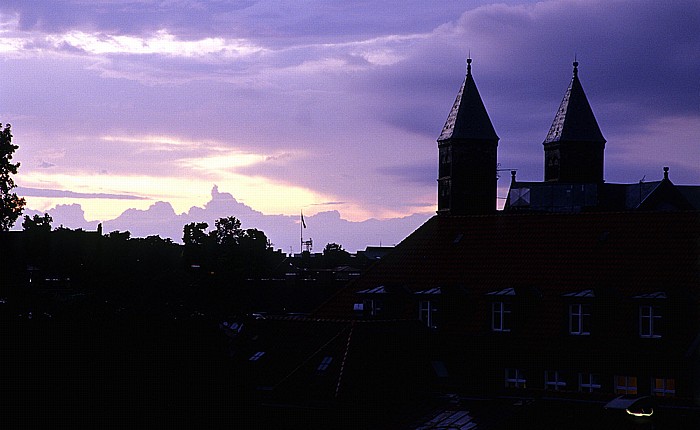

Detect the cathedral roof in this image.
[544,61,606,145]
[438,59,499,142]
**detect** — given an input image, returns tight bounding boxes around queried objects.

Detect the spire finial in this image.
[573,55,579,77]
[466,54,472,75]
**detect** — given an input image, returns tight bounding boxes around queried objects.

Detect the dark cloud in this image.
[16,187,147,200]
[0,1,489,41]
[38,161,55,168]
[376,162,435,186]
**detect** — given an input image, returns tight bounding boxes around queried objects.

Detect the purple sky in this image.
[2,1,699,252]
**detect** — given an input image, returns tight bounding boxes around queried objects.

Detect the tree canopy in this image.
[22,213,53,233]
[0,123,26,231]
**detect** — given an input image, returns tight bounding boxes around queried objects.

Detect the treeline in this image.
[12,213,286,283]
[3,213,355,319]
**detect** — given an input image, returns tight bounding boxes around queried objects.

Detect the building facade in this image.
[314,60,700,408]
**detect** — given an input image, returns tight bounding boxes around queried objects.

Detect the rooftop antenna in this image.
[300,210,312,253]
[496,163,517,180]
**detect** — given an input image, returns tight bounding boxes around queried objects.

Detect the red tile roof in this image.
[315,211,700,329]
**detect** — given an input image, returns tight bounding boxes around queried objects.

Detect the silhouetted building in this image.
[542,61,606,183]
[231,61,700,425]
[437,58,499,215]
[505,62,700,213]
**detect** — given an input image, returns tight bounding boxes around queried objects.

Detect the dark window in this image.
[418,300,438,329]
[492,301,512,332]
[569,303,591,335]
[639,305,662,338]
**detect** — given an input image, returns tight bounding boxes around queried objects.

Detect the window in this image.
[639,305,662,338]
[419,300,438,329]
[652,378,675,397]
[578,373,601,392]
[615,375,638,395]
[439,147,451,177]
[249,351,265,361]
[544,371,566,391]
[363,299,382,317]
[492,301,512,332]
[440,180,451,197]
[316,356,333,375]
[569,303,591,335]
[505,368,526,388]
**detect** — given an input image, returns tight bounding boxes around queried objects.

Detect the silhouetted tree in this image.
[21,213,53,270]
[107,230,131,241]
[22,213,53,233]
[183,222,212,268]
[0,123,26,230]
[212,216,242,246]
[183,222,209,246]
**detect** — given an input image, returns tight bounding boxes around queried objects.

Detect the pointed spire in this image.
[438,58,499,142]
[544,61,605,145]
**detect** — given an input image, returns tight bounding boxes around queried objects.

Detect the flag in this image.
[301,212,306,228]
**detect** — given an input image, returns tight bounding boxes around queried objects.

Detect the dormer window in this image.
[355,286,388,318]
[569,303,591,335]
[634,292,665,339]
[418,300,438,329]
[564,290,594,336]
[492,301,512,332]
[639,305,662,338]
[488,288,515,332]
[415,287,441,329]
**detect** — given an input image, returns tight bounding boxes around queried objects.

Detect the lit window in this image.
[569,304,591,335]
[316,356,333,375]
[615,375,638,395]
[579,373,601,392]
[640,305,662,338]
[505,368,526,388]
[492,302,512,332]
[652,378,675,397]
[544,371,566,391]
[419,300,438,329]
[249,351,265,361]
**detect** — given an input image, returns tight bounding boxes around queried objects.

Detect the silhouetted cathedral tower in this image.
[437,59,499,215]
[543,61,606,183]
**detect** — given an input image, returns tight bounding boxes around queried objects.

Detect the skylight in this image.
[249,351,266,361]
[317,356,333,374]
